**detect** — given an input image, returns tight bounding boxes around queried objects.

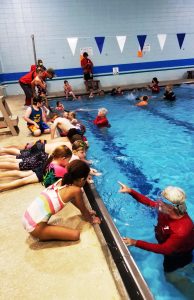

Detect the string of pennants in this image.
[67,33,186,56]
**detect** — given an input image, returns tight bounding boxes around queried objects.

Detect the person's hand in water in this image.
[90,168,102,176]
[118,181,132,193]
[123,237,136,246]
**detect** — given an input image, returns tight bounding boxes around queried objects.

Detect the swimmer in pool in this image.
[135,95,149,106]
[118,182,194,273]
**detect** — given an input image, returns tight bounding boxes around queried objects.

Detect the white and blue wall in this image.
[1,0,194,95]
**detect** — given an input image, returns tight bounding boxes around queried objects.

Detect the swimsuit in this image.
[42,163,67,187]
[22,179,66,232]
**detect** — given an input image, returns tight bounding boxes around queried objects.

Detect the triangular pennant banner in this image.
[95,36,105,54]
[157,34,167,51]
[177,33,185,49]
[137,35,147,51]
[116,36,126,53]
[67,37,78,56]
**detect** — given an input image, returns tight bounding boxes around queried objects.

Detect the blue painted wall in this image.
[1,0,194,95]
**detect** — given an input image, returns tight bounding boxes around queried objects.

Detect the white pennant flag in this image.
[116,36,126,53]
[157,34,167,51]
[67,37,78,56]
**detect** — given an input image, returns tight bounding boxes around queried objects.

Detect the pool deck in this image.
[0,95,129,300]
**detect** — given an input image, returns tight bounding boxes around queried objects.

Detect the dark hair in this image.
[47,68,55,78]
[37,59,43,65]
[43,145,72,175]
[152,77,159,84]
[111,88,117,96]
[62,160,90,185]
[64,80,68,84]
[33,95,43,105]
[69,134,83,144]
[83,52,88,57]
[143,95,148,101]
[56,101,61,106]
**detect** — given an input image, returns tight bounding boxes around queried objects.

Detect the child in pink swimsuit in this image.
[22,160,101,241]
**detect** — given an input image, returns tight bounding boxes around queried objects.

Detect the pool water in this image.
[51,84,194,300]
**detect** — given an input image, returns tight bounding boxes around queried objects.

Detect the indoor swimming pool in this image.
[50,84,194,300]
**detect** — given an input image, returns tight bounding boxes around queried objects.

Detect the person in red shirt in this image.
[19,66,55,106]
[19,70,37,106]
[93,108,110,128]
[81,52,93,91]
[149,77,160,93]
[118,182,194,274]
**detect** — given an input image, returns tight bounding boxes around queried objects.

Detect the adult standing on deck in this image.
[81,52,93,92]
[19,66,55,107]
[19,69,37,106]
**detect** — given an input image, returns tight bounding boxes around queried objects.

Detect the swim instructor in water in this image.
[118,182,194,273]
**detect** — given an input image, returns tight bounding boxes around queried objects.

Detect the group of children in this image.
[3,72,179,243]
[1,106,104,242]
[1,68,114,242]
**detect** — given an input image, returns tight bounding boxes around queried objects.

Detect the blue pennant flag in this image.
[137,35,147,51]
[177,33,186,49]
[95,36,105,54]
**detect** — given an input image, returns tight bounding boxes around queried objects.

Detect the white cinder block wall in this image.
[1,0,194,95]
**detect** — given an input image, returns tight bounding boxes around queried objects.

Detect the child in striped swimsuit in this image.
[22,160,100,241]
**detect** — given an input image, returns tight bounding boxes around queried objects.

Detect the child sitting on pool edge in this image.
[64,80,77,100]
[22,160,101,242]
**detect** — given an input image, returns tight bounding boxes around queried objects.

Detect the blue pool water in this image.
[51,84,194,300]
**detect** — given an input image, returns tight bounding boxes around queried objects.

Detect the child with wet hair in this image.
[22,160,101,242]
[68,111,89,147]
[70,140,102,184]
[136,95,149,106]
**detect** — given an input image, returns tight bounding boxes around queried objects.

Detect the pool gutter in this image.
[84,183,154,300]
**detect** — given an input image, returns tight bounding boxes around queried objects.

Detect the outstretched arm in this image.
[118,182,156,208]
[123,233,189,256]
